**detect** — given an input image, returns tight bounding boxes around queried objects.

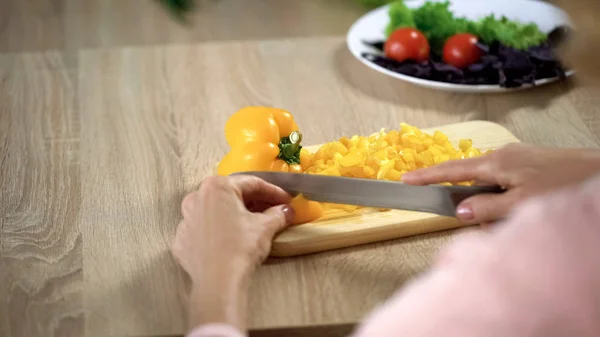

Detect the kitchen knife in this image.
[231,171,505,217]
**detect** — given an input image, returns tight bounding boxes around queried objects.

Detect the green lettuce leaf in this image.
[475,15,547,50]
[384,1,416,36]
[385,0,548,54]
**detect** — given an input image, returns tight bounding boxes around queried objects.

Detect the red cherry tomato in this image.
[384,27,430,63]
[443,33,483,69]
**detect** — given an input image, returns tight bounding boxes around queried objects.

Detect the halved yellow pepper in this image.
[217,106,324,224]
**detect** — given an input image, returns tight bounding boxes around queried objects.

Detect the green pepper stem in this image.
[282,131,303,159]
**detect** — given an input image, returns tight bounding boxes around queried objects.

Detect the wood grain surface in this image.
[2,1,600,337]
[272,121,520,257]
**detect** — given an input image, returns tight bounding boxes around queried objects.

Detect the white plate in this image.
[346,0,574,93]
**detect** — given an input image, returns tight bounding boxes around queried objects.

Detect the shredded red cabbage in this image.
[361,26,571,88]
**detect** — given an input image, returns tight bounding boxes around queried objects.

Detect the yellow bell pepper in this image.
[217,106,324,224]
[218,106,307,175]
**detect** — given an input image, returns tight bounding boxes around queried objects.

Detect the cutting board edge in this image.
[302,120,518,150]
[269,217,470,257]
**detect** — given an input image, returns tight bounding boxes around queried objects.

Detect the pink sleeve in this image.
[186,323,245,337]
[351,175,600,337]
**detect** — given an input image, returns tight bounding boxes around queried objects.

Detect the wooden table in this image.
[2,1,600,337]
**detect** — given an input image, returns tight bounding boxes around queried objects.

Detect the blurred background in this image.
[0,0,383,53]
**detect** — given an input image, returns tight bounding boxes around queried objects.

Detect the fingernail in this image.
[456,204,474,221]
[282,205,295,224]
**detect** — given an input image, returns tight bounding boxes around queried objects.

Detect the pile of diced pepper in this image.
[305,123,482,178]
[301,123,488,211]
[306,123,486,180]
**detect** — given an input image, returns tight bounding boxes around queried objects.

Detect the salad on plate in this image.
[362,0,572,88]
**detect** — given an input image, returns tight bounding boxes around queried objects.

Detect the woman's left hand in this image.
[172,175,295,331]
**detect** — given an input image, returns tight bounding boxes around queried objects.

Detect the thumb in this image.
[455,189,522,225]
[261,204,295,236]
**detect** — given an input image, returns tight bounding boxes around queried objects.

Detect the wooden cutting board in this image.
[270,120,520,257]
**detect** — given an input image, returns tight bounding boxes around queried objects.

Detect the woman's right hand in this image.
[402,143,600,225]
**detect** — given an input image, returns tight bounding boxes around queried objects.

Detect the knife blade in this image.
[231,171,505,217]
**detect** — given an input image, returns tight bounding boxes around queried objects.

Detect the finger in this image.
[171,220,191,272]
[245,200,274,213]
[455,190,521,225]
[479,222,496,229]
[229,175,293,205]
[260,204,295,236]
[401,156,497,186]
[479,222,495,231]
[181,191,200,219]
[473,179,495,187]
